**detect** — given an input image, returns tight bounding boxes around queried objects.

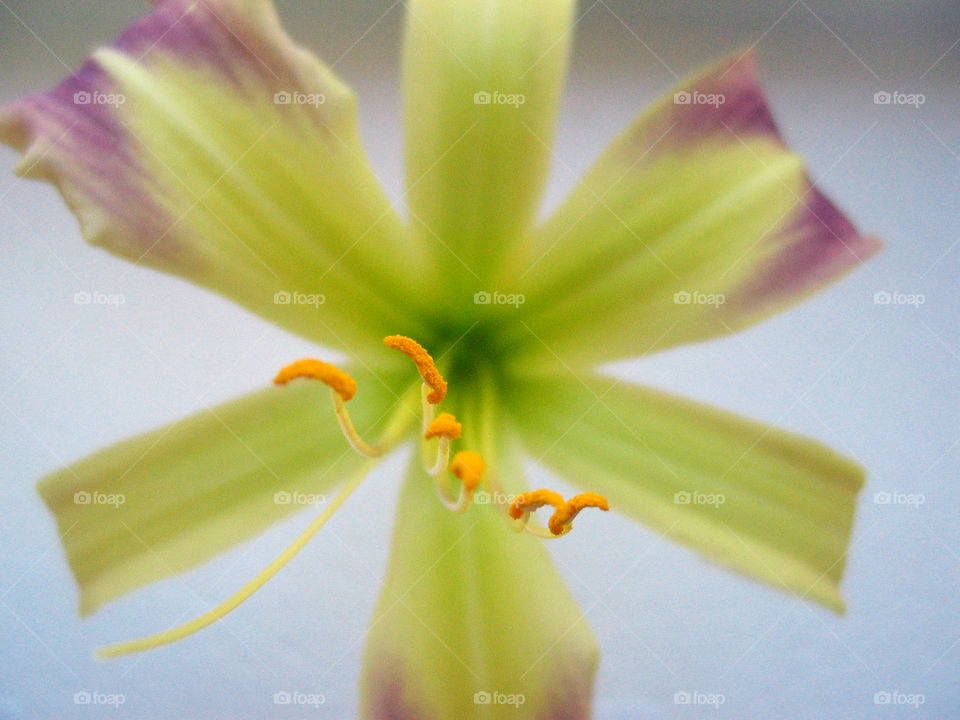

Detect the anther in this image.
[450,451,486,492]
[424,412,462,440]
[274,358,356,401]
[383,335,447,403]
[548,493,610,536]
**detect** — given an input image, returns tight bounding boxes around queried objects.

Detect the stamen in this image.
[434,451,487,514]
[548,492,610,536]
[274,359,383,457]
[424,413,462,440]
[274,358,356,401]
[508,488,564,519]
[422,413,459,476]
[97,462,375,659]
[383,335,447,403]
[508,489,609,538]
[450,451,485,492]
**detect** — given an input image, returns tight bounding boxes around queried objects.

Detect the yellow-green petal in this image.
[0,0,430,352]
[506,53,880,367]
[508,371,864,612]
[402,0,575,287]
[39,365,414,615]
[360,401,597,719]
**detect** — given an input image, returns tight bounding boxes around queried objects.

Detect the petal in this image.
[0,0,429,352]
[402,0,575,282]
[506,53,881,366]
[507,372,864,612]
[360,436,597,719]
[39,364,413,615]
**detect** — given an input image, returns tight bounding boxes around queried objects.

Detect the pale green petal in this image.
[508,372,864,612]
[360,395,598,720]
[39,365,414,615]
[504,54,880,367]
[402,0,575,286]
[1,0,430,352]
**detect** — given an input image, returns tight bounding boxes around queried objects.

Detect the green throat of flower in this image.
[96,333,608,660]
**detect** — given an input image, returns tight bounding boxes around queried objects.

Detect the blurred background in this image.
[1,1,958,718]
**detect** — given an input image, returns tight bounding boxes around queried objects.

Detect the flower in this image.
[0,0,881,717]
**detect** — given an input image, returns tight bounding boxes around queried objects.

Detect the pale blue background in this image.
[1,1,958,718]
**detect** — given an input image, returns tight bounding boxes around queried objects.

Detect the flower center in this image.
[97,334,607,660]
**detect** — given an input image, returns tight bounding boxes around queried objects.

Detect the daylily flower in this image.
[1,0,881,717]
